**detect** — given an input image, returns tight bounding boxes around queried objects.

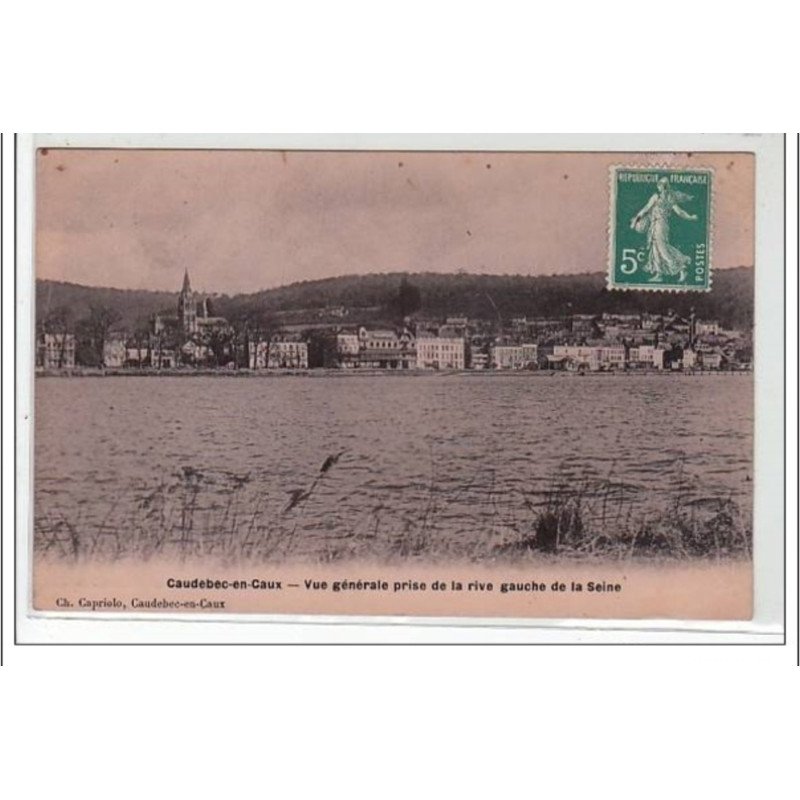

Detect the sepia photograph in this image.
[24,137,768,622]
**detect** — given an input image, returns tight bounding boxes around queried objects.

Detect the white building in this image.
[552,345,627,371]
[597,346,626,370]
[357,327,416,369]
[36,333,76,369]
[337,332,360,356]
[491,343,538,370]
[491,345,524,370]
[271,340,308,369]
[417,336,465,370]
[521,344,538,366]
[250,339,309,369]
[682,348,697,369]
[103,335,127,368]
[150,348,177,369]
[553,345,597,370]
[700,351,723,370]
[695,320,721,336]
[126,346,149,366]
[629,345,666,370]
[323,331,362,369]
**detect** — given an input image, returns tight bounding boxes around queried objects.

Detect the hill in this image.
[36,268,754,331]
[36,281,182,332]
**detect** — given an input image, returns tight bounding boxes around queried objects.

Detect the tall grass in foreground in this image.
[34,455,752,564]
[494,467,751,561]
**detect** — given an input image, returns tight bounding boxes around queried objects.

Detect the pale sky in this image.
[36,149,755,294]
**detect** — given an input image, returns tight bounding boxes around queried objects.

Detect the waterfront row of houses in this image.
[36,271,752,373]
[36,328,739,373]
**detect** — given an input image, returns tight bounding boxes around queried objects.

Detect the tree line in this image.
[37,268,755,334]
[39,304,122,368]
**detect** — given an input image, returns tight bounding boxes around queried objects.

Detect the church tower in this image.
[178,269,197,335]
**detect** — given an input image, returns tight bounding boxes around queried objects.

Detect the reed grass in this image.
[34,454,752,564]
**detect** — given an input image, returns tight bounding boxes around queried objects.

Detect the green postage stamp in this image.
[608,166,713,292]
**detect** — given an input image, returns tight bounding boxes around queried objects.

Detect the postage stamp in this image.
[609,166,713,292]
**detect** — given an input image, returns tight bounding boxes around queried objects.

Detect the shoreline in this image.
[35,367,753,379]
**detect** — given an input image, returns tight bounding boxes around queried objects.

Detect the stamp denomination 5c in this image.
[609,166,713,292]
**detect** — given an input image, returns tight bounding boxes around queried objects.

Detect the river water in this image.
[34,373,753,562]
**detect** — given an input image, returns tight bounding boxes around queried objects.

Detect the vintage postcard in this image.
[17,134,784,631]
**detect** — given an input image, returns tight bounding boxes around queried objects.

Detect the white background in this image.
[0,2,798,799]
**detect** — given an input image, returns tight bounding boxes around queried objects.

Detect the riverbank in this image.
[35,367,753,378]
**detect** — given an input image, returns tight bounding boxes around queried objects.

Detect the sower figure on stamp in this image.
[630,176,698,283]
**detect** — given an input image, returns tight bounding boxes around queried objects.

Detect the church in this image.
[175,269,229,337]
[151,270,231,367]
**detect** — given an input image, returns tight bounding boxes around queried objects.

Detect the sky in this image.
[36,149,755,294]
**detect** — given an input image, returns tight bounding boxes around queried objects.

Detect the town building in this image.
[249,338,309,369]
[551,344,629,371]
[695,320,721,336]
[126,344,150,367]
[490,343,538,370]
[439,323,467,338]
[322,330,360,369]
[417,336,465,370]
[333,331,361,368]
[324,326,417,369]
[530,318,567,333]
[150,347,177,369]
[597,346,626,370]
[358,327,416,369]
[36,332,76,369]
[570,314,597,336]
[601,313,641,324]
[628,345,667,370]
[102,334,127,368]
[700,351,724,370]
[491,345,523,370]
[521,344,539,367]
[552,345,596,370]
[662,313,691,335]
[640,314,662,331]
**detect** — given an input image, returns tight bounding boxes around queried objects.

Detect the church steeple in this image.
[178,269,197,335]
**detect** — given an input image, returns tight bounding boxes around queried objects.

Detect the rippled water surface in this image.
[34,374,753,561]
